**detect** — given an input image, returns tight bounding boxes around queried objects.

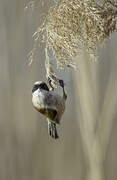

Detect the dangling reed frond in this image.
[31,0,117,84]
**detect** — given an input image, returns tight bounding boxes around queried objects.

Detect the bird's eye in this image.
[40,84,49,91]
[32,85,39,93]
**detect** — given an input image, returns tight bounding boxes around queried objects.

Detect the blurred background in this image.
[1,0,117,180]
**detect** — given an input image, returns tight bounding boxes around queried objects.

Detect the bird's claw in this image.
[48,77,65,90]
[48,77,54,90]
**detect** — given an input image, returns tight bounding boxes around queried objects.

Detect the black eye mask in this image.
[32,83,49,93]
[39,83,49,91]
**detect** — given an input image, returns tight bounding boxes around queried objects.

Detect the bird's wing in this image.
[39,107,57,121]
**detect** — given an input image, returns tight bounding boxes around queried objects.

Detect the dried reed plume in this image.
[32,0,117,85]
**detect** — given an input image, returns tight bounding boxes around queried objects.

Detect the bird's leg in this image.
[59,79,67,100]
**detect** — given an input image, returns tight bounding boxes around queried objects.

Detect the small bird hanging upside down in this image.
[32,79,67,139]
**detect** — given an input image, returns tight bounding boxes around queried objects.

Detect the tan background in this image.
[0,0,117,180]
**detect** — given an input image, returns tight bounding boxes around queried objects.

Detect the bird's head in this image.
[32,81,49,93]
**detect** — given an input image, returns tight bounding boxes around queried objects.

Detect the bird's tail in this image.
[47,119,59,139]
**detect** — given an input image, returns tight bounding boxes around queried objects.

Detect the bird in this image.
[32,79,67,139]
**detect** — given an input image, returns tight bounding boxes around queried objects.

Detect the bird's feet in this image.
[48,77,54,91]
[48,77,66,99]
